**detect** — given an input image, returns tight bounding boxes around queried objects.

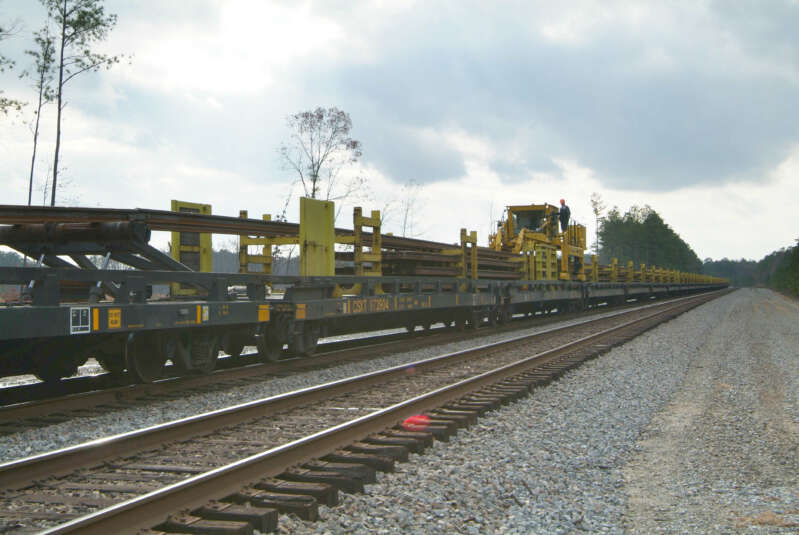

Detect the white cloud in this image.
[2,0,798,262]
[108,0,344,96]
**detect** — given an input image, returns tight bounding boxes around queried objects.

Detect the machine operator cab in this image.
[489,202,587,281]
[489,203,572,250]
[509,204,560,242]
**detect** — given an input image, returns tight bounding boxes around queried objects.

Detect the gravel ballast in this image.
[5,289,797,534]
[0,300,673,463]
[277,288,799,534]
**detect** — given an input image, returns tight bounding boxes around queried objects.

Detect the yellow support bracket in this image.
[460,229,478,279]
[239,210,273,275]
[353,207,383,284]
[589,255,599,282]
[170,200,212,297]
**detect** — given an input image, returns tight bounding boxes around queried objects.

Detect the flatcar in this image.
[0,198,726,383]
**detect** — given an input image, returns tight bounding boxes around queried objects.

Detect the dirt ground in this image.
[624,289,799,534]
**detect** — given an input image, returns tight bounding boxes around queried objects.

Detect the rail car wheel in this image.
[96,352,125,376]
[126,333,166,383]
[171,331,193,372]
[191,333,220,374]
[467,309,482,329]
[33,355,79,383]
[498,305,512,325]
[256,330,283,362]
[488,308,498,328]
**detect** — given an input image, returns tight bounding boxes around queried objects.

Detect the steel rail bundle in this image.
[0,201,727,385]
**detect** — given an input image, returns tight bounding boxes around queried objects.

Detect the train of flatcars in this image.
[0,198,726,384]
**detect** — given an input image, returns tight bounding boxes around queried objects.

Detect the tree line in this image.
[703,244,799,296]
[595,201,798,296]
[597,204,703,273]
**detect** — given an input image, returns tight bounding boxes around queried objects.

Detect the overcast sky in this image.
[1,1,797,261]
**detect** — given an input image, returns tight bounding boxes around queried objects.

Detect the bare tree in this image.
[398,180,425,237]
[0,15,24,116]
[22,26,56,206]
[41,0,123,206]
[590,192,606,255]
[279,106,363,201]
[38,166,78,206]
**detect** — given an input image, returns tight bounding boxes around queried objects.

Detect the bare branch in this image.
[279,106,362,203]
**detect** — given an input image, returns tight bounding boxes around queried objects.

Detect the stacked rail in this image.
[0,202,727,385]
[0,204,724,285]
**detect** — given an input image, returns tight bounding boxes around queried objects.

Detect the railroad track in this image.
[0,290,726,534]
[0,296,665,436]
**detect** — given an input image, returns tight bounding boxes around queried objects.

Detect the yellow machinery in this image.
[168,199,724,289]
[489,203,587,281]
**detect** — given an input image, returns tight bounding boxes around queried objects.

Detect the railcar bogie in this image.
[196,332,222,374]
[125,332,167,383]
[287,321,320,357]
[33,350,86,383]
[255,325,283,362]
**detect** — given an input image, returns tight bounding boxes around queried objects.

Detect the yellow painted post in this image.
[577,252,587,282]
[170,200,212,296]
[353,207,382,276]
[239,210,249,274]
[591,255,599,282]
[470,231,478,279]
[459,229,478,279]
[559,245,570,280]
[526,252,534,280]
[611,258,618,282]
[353,207,363,275]
[238,210,273,275]
[299,197,335,276]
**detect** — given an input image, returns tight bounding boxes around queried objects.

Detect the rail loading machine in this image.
[0,199,727,384]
